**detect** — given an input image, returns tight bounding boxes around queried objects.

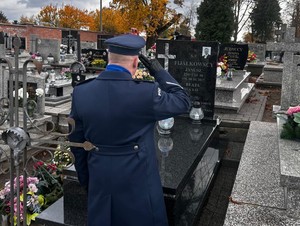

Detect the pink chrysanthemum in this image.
[287,106,300,115]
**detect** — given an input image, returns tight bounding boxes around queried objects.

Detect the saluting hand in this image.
[138,54,164,78]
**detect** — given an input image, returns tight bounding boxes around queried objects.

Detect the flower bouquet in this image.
[133,69,154,81]
[0,145,72,225]
[247,50,257,63]
[60,68,72,80]
[279,106,300,140]
[0,176,44,225]
[217,54,229,77]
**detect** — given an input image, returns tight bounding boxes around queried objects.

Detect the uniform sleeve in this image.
[68,90,89,190]
[152,69,191,120]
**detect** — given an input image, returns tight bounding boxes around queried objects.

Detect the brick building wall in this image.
[0,23,102,51]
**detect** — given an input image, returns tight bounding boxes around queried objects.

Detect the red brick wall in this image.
[80,30,98,42]
[0,23,101,51]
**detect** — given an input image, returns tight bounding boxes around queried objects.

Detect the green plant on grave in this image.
[278,106,300,140]
[61,68,72,80]
[91,59,107,68]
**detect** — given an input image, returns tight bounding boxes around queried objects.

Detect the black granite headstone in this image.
[91,49,108,62]
[97,34,114,49]
[12,37,26,49]
[0,32,4,44]
[219,43,248,70]
[156,40,219,119]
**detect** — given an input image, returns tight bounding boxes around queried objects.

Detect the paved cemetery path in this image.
[196,78,281,226]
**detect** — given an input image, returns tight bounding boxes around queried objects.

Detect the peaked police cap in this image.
[105,34,146,56]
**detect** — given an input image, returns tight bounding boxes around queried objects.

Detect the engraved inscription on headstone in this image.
[219,43,248,70]
[156,40,219,119]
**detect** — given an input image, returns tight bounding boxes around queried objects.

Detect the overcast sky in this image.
[1,0,198,22]
[1,0,111,21]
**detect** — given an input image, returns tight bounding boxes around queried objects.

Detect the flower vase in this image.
[226,68,233,81]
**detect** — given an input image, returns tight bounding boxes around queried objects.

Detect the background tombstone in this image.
[267,27,300,110]
[0,32,4,57]
[219,43,248,70]
[97,34,114,49]
[248,43,266,62]
[246,43,266,76]
[30,34,39,53]
[275,23,287,42]
[36,38,60,63]
[156,40,219,119]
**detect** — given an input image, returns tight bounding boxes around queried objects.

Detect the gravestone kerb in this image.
[266,27,300,110]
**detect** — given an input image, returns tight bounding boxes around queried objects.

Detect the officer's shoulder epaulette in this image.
[75,77,96,86]
[133,79,155,84]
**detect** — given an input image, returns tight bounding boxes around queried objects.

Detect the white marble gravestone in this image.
[0,67,46,116]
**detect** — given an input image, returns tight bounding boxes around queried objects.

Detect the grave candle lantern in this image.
[47,53,55,64]
[189,101,204,123]
[157,117,174,135]
[158,136,173,157]
[35,52,43,62]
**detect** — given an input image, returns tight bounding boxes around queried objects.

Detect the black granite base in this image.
[36,117,220,226]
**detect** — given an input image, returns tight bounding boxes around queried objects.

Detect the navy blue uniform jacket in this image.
[69,68,191,226]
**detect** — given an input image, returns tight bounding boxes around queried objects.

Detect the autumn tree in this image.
[110,0,184,48]
[0,11,9,23]
[19,15,37,25]
[181,0,198,36]
[90,7,129,33]
[37,4,60,27]
[232,0,255,42]
[195,0,234,42]
[59,5,93,29]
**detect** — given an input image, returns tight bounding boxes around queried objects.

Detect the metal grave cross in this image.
[158,43,176,71]
[266,27,300,109]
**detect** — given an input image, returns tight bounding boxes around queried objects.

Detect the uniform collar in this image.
[106,64,131,75]
[97,69,133,80]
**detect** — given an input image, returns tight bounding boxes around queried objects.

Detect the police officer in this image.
[69,34,191,226]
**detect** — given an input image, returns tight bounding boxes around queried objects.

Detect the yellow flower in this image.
[133,69,154,81]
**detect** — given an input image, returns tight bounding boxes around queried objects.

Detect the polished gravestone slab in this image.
[156,39,219,119]
[36,117,220,226]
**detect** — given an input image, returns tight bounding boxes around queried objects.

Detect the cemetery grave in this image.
[0,27,300,226]
[224,27,300,225]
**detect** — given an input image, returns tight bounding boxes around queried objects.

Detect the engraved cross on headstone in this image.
[267,27,300,109]
[158,43,176,71]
